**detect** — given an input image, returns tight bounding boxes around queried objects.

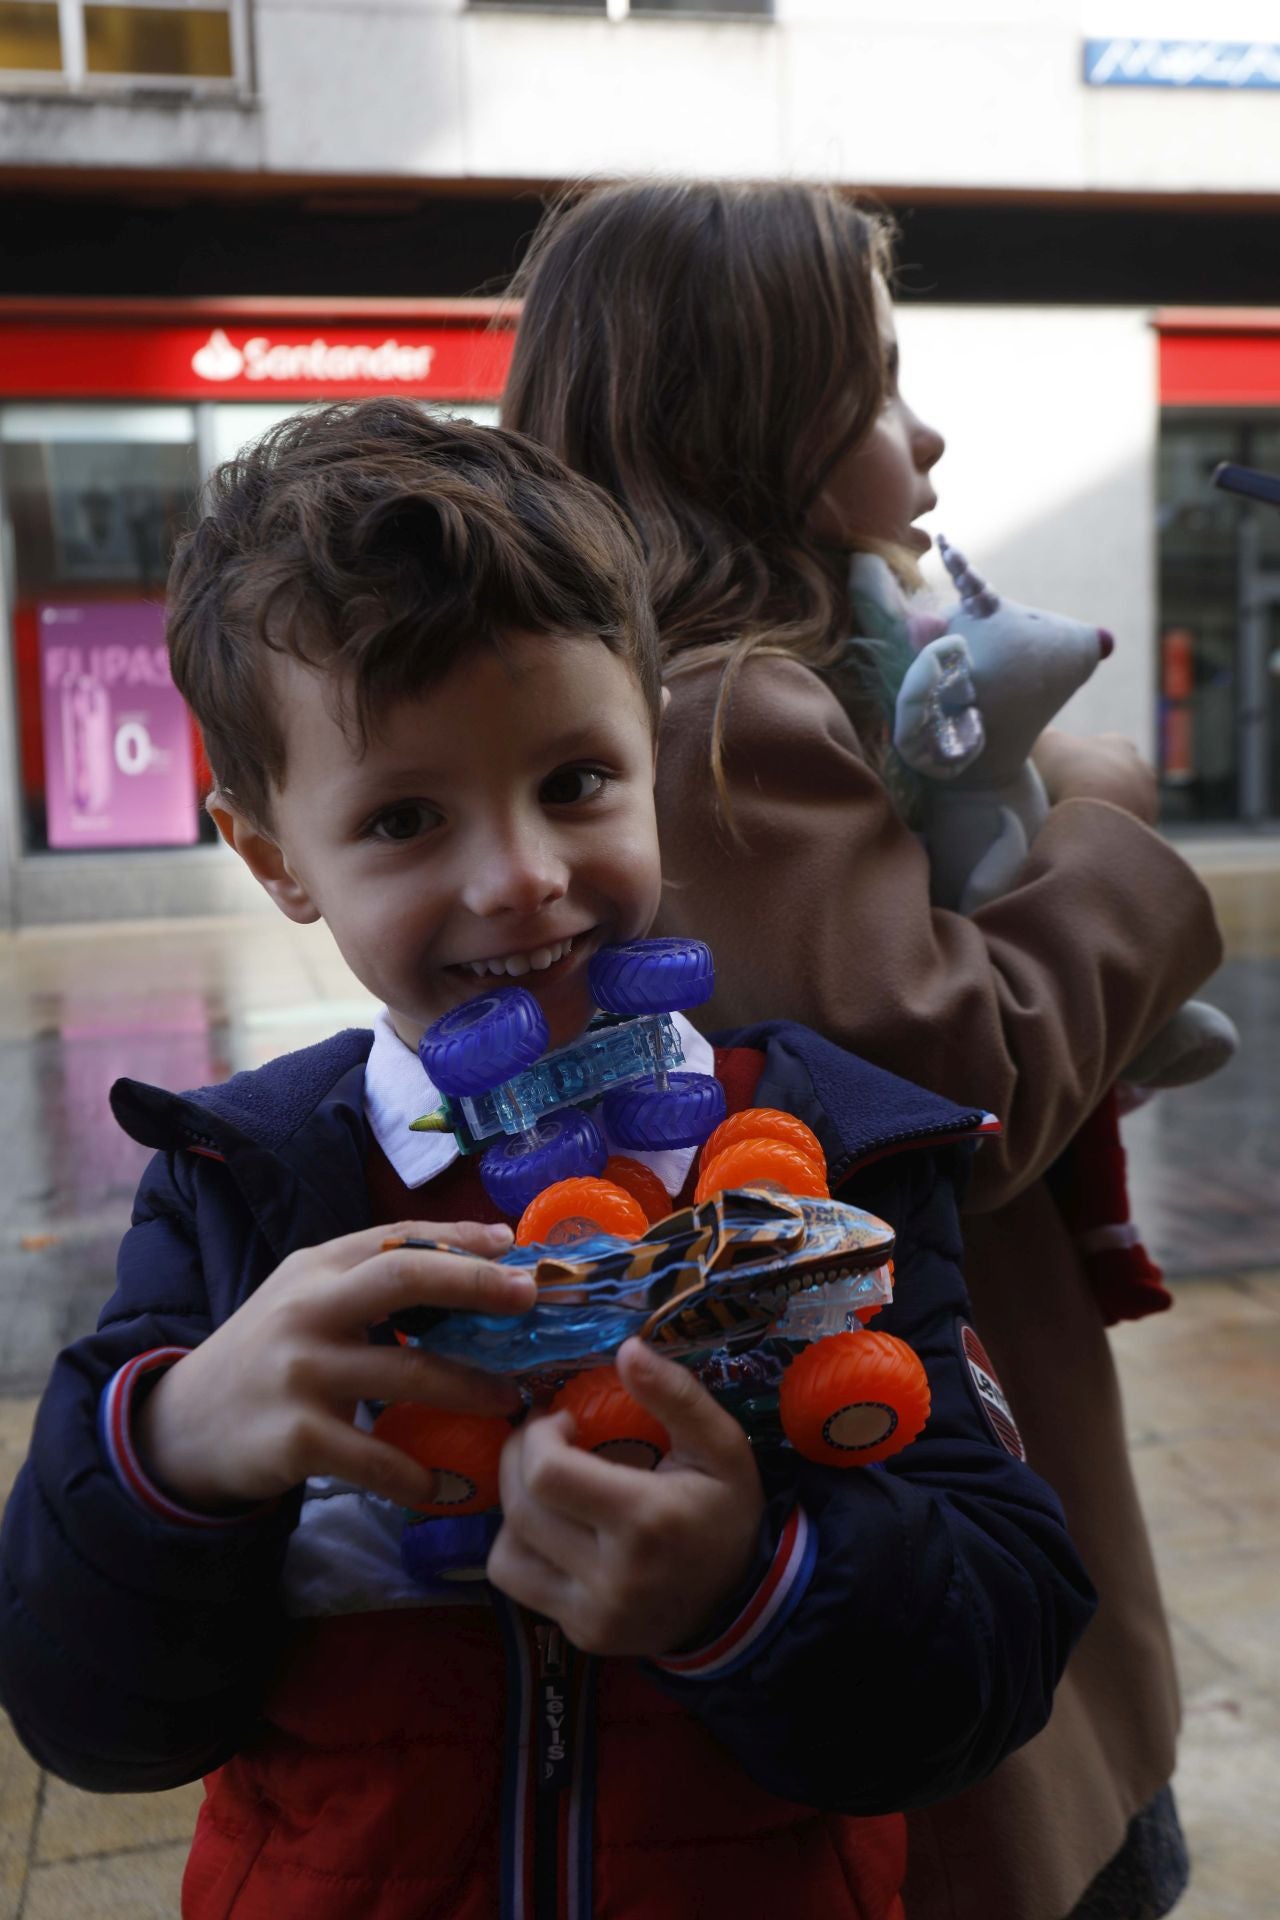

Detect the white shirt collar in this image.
[363,1008,717,1201]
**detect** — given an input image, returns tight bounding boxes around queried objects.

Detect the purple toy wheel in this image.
[480,1108,608,1216]
[418,988,549,1099]
[589,939,715,1017]
[400,1512,502,1593]
[602,1071,726,1151]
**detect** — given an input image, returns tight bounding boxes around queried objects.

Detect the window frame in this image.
[0,0,252,95]
[467,0,772,20]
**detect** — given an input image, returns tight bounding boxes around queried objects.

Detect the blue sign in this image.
[1084,38,1280,88]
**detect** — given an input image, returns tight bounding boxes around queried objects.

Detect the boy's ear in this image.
[206,793,321,925]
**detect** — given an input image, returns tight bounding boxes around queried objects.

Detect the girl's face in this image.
[811,281,945,558]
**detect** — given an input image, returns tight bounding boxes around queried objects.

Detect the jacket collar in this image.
[722,1020,998,1189]
[110,1029,376,1260]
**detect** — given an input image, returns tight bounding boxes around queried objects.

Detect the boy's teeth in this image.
[464,938,573,979]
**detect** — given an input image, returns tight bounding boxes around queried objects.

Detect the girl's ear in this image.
[206,792,321,925]
[651,684,671,774]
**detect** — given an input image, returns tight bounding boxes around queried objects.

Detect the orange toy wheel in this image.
[551,1366,670,1470]
[700,1107,826,1177]
[516,1177,649,1247]
[694,1137,829,1205]
[372,1402,511,1516]
[778,1331,931,1467]
[601,1156,672,1225]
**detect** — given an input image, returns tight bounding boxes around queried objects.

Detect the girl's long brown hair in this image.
[502,180,897,792]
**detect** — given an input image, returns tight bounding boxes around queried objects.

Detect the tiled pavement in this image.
[0,856,1276,1918]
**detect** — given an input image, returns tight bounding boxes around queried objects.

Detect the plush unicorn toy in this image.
[867,540,1237,1094]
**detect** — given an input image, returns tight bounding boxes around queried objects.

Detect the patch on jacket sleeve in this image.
[959,1323,1025,1460]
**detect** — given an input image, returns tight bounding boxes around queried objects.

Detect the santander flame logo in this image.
[190,328,436,386]
[191,329,245,381]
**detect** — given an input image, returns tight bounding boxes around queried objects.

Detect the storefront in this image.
[1157,311,1280,828]
[0,297,513,927]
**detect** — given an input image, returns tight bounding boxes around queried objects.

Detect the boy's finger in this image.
[317,1245,536,1333]
[499,1420,597,1568]
[312,1419,443,1512]
[509,1410,651,1531]
[327,1218,513,1271]
[332,1344,525,1417]
[614,1339,747,1472]
[486,1522,573,1620]
[382,1221,514,1254]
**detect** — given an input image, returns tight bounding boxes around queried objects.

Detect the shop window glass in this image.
[1158,409,1280,824]
[84,4,233,78]
[1,406,208,854]
[0,2,61,70]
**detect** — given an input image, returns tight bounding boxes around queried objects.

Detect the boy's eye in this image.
[369,801,440,842]
[540,765,608,806]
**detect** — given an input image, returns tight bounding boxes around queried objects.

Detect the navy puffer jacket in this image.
[0,1022,1095,1920]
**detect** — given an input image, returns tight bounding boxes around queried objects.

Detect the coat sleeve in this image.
[654,653,1224,1210]
[646,1151,1097,1814]
[0,1152,299,1793]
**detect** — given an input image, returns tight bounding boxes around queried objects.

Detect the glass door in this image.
[1159,409,1280,824]
[0,403,206,854]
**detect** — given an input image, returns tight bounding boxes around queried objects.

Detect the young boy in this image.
[0,402,1094,1920]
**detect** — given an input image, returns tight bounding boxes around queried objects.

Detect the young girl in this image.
[503,180,1224,1920]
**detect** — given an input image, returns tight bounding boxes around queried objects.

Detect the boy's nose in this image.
[460,833,570,919]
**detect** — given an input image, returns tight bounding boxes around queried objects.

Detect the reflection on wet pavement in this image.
[0,914,377,1392]
[0,861,1275,1918]
[1126,955,1280,1276]
[2,870,1275,1388]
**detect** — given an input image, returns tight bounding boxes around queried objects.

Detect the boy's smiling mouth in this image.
[448,930,592,983]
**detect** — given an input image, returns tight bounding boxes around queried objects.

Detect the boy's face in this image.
[220,632,663,1054]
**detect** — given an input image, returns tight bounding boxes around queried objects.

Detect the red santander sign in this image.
[0,318,513,402]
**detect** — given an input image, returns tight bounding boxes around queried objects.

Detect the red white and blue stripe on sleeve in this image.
[652,1506,818,1682]
[98,1348,246,1529]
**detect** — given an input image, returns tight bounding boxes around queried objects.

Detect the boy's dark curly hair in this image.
[167,398,660,827]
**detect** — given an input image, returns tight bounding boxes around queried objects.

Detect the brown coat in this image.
[654,653,1224,1920]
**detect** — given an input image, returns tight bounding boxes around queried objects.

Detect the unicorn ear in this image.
[939,535,1000,619]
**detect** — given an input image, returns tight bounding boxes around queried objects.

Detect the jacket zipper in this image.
[497,1599,596,1920]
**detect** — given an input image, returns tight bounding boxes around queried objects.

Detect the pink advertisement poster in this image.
[38,602,199,850]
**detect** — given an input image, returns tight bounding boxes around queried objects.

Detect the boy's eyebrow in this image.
[537,719,632,759]
[341,719,630,797]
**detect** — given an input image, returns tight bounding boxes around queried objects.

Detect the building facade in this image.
[1,0,1279,924]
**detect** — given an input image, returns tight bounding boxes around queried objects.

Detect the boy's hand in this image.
[1032,727,1158,825]
[486,1338,765,1659]
[133,1220,533,1514]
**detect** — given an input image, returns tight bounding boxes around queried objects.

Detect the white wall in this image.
[897,305,1158,754]
[4,0,1280,196]
[302,1,1280,194]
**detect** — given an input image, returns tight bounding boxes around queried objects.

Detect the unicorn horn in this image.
[939,536,1000,618]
